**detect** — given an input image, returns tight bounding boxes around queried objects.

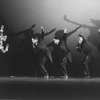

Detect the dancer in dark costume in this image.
[7,24,36,76]
[0,24,36,76]
[0,25,9,72]
[76,33,95,78]
[48,26,81,78]
[5,24,36,53]
[31,26,56,79]
[0,25,9,53]
[63,15,100,48]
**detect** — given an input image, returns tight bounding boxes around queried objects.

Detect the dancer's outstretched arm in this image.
[40,26,56,38]
[44,28,56,36]
[62,26,82,40]
[67,26,82,37]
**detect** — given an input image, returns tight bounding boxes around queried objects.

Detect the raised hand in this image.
[98,28,100,33]
[64,28,68,34]
[41,26,44,32]
[98,28,100,36]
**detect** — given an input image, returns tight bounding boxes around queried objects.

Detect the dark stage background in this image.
[0,0,100,77]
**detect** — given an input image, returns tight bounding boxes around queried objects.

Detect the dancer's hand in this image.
[64,28,67,33]
[41,26,44,32]
[98,28,100,33]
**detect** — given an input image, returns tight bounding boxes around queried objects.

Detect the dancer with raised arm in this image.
[0,25,9,53]
[6,24,36,53]
[0,25,9,74]
[48,26,81,78]
[76,33,95,78]
[63,14,100,48]
[31,26,56,79]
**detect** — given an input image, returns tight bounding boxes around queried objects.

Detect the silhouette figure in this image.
[63,15,100,49]
[76,33,96,78]
[31,26,56,78]
[48,26,81,78]
[3,24,36,76]
[5,24,36,54]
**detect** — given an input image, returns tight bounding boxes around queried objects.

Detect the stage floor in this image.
[0,77,100,100]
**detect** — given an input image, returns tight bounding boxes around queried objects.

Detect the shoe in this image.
[65,75,68,79]
[86,76,90,78]
[44,75,49,79]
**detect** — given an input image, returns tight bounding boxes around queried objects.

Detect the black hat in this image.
[54,30,64,39]
[32,33,41,39]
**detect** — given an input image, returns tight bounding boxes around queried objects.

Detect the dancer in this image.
[32,26,56,79]
[76,33,95,78]
[63,14,100,48]
[48,26,81,78]
[0,25,9,53]
[0,25,9,70]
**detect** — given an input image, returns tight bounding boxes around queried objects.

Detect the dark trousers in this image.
[82,54,95,77]
[53,53,68,77]
[33,49,49,77]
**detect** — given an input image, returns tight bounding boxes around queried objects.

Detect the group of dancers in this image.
[0,21,98,79]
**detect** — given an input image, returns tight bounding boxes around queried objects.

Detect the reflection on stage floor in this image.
[0,77,100,99]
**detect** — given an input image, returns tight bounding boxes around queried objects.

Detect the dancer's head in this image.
[32,33,40,45]
[32,38,38,45]
[78,33,84,44]
[53,37,60,45]
[54,29,65,45]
